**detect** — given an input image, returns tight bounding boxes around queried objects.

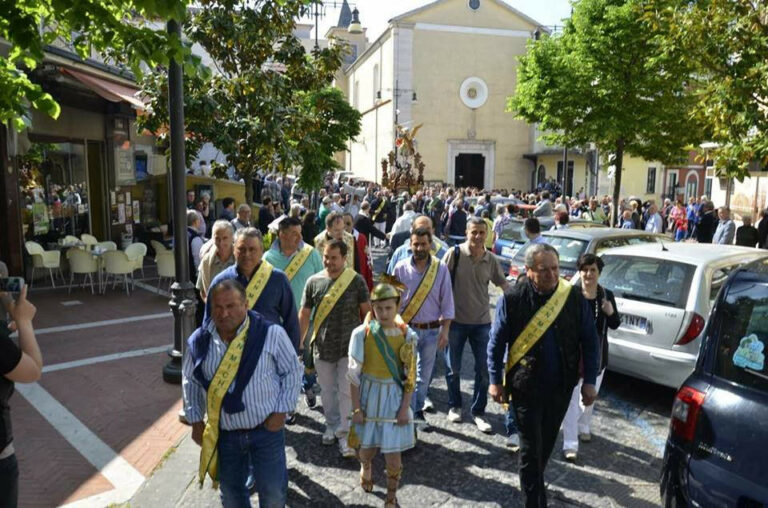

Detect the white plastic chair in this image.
[25,241,62,289]
[102,250,134,295]
[125,242,147,279]
[63,235,83,248]
[96,241,117,251]
[80,233,99,249]
[66,249,98,294]
[155,251,176,291]
[150,240,168,255]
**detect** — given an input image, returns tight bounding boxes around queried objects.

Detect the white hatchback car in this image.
[594,243,767,388]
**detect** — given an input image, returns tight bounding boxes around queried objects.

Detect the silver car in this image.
[596,243,767,388]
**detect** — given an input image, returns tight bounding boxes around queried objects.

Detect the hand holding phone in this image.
[9,286,36,326]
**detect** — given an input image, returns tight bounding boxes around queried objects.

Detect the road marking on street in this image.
[31,312,172,336]
[135,280,171,297]
[60,300,83,306]
[43,346,169,373]
[16,383,145,506]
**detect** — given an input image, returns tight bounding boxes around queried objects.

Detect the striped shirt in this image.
[182,319,302,429]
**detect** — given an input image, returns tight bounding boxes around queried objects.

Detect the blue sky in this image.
[303,0,572,42]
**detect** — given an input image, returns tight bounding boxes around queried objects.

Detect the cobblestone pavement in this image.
[134,248,675,508]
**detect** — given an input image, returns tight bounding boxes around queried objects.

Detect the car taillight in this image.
[676,313,705,346]
[670,386,705,442]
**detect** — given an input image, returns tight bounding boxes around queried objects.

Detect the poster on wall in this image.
[117,203,126,223]
[132,200,141,223]
[32,203,49,234]
[115,146,135,185]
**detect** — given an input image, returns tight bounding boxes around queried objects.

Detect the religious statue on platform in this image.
[381,123,425,194]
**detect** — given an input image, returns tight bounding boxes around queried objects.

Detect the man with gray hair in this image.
[390,201,417,236]
[712,206,736,245]
[488,242,599,507]
[231,204,252,233]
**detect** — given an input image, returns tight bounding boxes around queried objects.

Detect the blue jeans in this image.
[505,404,519,436]
[410,328,439,413]
[302,372,317,393]
[218,427,287,508]
[444,322,490,415]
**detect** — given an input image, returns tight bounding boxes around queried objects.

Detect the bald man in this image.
[387,215,448,273]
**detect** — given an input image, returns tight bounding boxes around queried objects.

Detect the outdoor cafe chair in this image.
[24,241,63,289]
[66,248,98,294]
[155,251,176,291]
[102,250,134,295]
[125,242,147,279]
[80,233,99,248]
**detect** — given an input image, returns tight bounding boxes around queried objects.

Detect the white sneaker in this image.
[473,415,493,434]
[322,427,336,446]
[422,397,435,413]
[506,434,520,452]
[338,436,355,458]
[447,408,462,423]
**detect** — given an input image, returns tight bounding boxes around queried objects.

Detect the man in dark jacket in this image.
[488,243,599,507]
[695,202,717,243]
[757,210,768,248]
[354,201,387,247]
[735,216,759,247]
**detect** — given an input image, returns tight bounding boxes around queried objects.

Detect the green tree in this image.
[0,0,200,131]
[507,0,698,224]
[138,0,360,203]
[646,0,768,178]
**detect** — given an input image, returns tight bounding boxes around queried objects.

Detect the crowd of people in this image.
[177,173,768,508]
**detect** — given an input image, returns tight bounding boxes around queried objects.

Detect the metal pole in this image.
[163,19,196,387]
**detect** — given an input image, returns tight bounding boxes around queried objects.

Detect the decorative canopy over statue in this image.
[381,123,425,193]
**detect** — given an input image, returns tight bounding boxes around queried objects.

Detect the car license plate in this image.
[501,246,517,258]
[620,314,649,333]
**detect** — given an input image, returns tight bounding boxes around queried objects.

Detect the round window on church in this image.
[468,0,480,10]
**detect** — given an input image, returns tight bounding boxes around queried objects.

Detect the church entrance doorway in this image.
[455,153,485,189]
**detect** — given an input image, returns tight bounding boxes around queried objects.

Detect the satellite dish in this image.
[459,77,488,109]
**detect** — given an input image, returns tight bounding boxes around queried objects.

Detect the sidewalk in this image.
[12,275,188,507]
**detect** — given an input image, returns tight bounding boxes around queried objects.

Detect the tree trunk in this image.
[611,139,625,227]
[243,172,254,205]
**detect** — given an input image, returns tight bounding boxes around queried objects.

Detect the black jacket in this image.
[354,214,387,241]
[573,282,621,372]
[695,211,717,243]
[488,280,600,398]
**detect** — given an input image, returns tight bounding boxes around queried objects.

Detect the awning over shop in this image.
[61,68,145,110]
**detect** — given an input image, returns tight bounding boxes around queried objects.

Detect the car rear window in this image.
[600,255,695,308]
[500,222,525,242]
[513,236,589,270]
[712,271,768,393]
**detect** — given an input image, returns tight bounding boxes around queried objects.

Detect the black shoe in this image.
[286,412,297,425]
[414,411,432,432]
[305,391,317,409]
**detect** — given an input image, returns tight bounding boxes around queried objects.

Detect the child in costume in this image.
[347,276,417,507]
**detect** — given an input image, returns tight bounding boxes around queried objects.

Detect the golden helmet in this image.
[370,274,406,302]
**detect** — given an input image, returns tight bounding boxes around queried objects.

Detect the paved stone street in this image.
[13,249,674,507]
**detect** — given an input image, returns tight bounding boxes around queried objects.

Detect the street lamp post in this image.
[163,19,196,389]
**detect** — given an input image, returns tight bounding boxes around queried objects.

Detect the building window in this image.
[705,177,713,198]
[373,64,380,102]
[646,167,656,194]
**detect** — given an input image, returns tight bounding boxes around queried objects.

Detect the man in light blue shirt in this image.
[393,227,454,428]
[387,215,447,273]
[644,204,663,234]
[183,279,301,506]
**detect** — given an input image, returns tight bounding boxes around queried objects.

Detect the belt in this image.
[410,320,441,330]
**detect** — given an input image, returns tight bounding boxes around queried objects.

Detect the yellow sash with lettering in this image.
[283,245,312,282]
[400,256,439,324]
[308,268,357,346]
[198,316,250,488]
[245,261,273,308]
[504,280,571,385]
[373,199,387,221]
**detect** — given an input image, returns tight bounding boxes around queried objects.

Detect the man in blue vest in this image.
[183,279,301,506]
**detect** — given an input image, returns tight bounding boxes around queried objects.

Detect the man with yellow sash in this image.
[392,226,454,431]
[263,217,324,409]
[182,279,301,505]
[487,243,599,508]
[205,227,300,352]
[313,212,358,273]
[298,239,371,458]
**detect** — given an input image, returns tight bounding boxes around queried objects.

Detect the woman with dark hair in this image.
[302,211,319,247]
[561,253,620,462]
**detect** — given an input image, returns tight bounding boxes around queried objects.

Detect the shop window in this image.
[646,167,656,194]
[18,142,90,244]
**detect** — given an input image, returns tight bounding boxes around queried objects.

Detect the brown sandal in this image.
[384,466,402,507]
[360,461,373,493]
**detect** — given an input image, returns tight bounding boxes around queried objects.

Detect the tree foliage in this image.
[645,0,768,179]
[507,0,698,224]
[138,0,361,202]
[0,0,199,131]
